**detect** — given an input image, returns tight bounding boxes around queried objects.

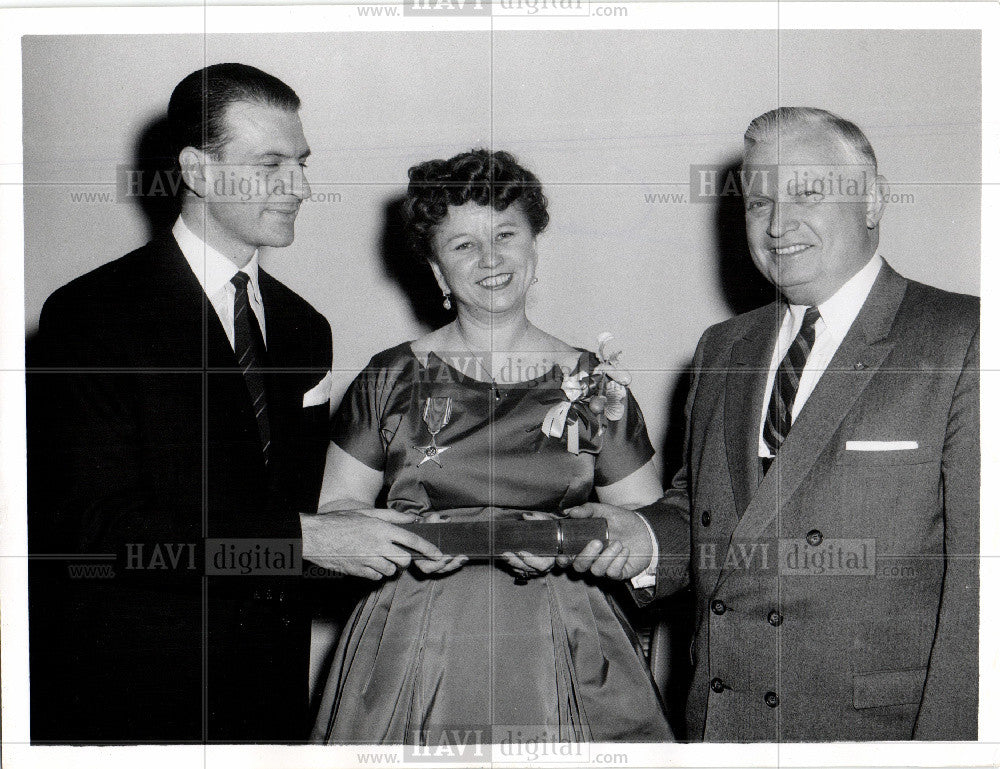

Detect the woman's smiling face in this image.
[429,200,538,317]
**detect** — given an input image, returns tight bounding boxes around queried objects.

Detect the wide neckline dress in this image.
[310,342,673,744]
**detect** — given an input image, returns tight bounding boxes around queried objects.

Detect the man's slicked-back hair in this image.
[167,63,300,159]
[744,107,878,171]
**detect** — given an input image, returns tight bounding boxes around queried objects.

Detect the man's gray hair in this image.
[744,107,878,170]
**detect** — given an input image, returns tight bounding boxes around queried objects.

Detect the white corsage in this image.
[540,333,632,454]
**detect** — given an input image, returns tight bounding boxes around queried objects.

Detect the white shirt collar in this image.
[788,252,884,337]
[172,214,262,302]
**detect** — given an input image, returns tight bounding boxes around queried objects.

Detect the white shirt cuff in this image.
[630,511,659,589]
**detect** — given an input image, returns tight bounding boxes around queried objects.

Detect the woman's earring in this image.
[531,277,539,285]
[442,291,452,310]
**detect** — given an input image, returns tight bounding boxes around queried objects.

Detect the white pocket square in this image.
[303,371,333,408]
[845,440,919,452]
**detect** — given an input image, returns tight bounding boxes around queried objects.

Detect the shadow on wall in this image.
[659,154,772,487]
[24,113,181,345]
[713,155,776,316]
[131,113,183,241]
[377,194,455,332]
[646,154,773,739]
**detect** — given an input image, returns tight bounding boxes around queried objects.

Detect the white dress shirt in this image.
[172,215,267,350]
[631,512,660,589]
[758,252,883,457]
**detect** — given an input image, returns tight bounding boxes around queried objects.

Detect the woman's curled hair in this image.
[403,149,549,262]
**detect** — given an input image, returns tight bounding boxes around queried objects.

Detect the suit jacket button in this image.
[806,529,823,547]
[764,691,779,708]
[767,610,783,626]
[711,599,726,615]
[711,677,725,693]
[701,510,712,526]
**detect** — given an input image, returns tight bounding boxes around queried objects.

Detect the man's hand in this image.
[300,508,463,581]
[559,502,654,581]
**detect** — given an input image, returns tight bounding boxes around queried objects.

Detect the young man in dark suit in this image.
[564,108,979,741]
[28,63,444,744]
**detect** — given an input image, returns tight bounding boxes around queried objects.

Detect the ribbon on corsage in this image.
[540,333,632,455]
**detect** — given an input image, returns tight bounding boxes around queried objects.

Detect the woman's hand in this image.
[499,550,555,581]
[414,554,468,575]
[411,511,468,576]
[499,511,558,581]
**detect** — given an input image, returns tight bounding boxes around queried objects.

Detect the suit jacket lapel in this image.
[725,303,782,518]
[148,235,236,371]
[257,270,313,465]
[727,263,908,551]
[257,271,289,365]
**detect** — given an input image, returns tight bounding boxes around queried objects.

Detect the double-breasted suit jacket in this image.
[645,263,978,741]
[29,234,332,743]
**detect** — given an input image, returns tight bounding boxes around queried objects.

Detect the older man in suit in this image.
[28,63,444,743]
[567,107,979,741]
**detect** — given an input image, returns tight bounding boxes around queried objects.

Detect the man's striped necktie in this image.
[762,305,821,465]
[231,271,270,466]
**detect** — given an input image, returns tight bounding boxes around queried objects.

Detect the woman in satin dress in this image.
[311,149,672,745]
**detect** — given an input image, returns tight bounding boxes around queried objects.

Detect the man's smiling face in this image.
[201,100,312,260]
[742,129,884,306]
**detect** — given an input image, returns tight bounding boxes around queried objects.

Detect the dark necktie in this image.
[231,272,270,465]
[762,306,821,463]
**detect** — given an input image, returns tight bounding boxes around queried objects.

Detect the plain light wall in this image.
[23,29,981,472]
